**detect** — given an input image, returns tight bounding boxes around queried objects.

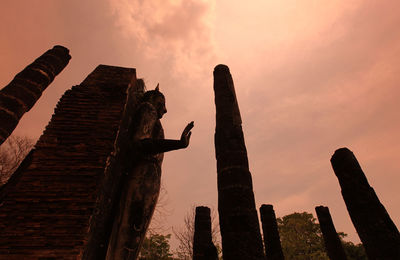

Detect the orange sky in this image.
[1,0,400,249]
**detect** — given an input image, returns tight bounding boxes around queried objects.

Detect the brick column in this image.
[260,204,284,260]
[331,148,400,259]
[0,45,70,144]
[193,206,218,260]
[213,64,264,259]
[315,206,347,260]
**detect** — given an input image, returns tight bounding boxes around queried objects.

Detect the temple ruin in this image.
[315,205,347,260]
[193,206,218,260]
[0,46,70,145]
[259,204,284,260]
[1,47,399,259]
[331,148,400,259]
[0,64,143,259]
[213,64,265,259]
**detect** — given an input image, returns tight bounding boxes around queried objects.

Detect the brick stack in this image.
[193,206,218,260]
[213,64,265,260]
[0,45,70,145]
[0,65,141,260]
[259,204,284,260]
[331,148,400,259]
[315,206,347,260]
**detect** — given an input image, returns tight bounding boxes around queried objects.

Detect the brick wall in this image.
[0,65,142,260]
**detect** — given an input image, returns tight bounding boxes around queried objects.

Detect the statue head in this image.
[142,84,167,119]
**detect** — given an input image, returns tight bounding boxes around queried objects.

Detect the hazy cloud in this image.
[108,0,216,77]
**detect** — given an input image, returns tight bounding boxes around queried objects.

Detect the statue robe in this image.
[106,101,164,260]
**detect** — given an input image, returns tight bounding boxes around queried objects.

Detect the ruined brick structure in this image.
[0,46,70,145]
[0,65,143,259]
[213,64,265,259]
[259,204,284,260]
[193,206,218,260]
[331,148,400,259]
[315,206,347,260]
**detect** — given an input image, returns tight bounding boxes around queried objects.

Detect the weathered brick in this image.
[0,65,143,260]
[0,45,70,145]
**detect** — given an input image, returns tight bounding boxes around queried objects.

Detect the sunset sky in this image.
[1,0,400,250]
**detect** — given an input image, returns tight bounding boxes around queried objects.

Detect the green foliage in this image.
[139,233,174,260]
[342,241,367,260]
[277,212,328,259]
[276,212,367,260]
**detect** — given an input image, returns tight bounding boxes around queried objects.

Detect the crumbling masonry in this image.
[315,205,347,260]
[0,46,70,145]
[193,206,218,260]
[0,64,143,259]
[213,64,265,259]
[260,204,284,260]
[331,148,400,259]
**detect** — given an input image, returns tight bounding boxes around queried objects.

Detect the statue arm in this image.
[139,138,186,154]
[139,121,194,154]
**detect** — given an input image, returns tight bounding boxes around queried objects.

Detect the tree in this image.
[277,212,328,259]
[277,212,367,260]
[173,206,221,260]
[139,233,174,260]
[0,135,34,185]
[342,241,367,260]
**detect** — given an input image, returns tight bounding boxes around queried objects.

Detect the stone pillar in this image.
[260,204,284,260]
[331,148,400,259]
[315,206,347,260]
[0,45,71,145]
[193,206,218,260]
[213,64,264,259]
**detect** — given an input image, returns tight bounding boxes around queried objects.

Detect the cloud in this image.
[108,0,216,77]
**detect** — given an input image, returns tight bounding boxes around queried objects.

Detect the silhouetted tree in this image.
[342,241,367,260]
[139,233,173,260]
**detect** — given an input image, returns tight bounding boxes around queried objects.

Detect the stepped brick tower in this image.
[331,148,400,259]
[213,64,265,259]
[0,65,143,260]
[315,206,347,260]
[0,46,70,145]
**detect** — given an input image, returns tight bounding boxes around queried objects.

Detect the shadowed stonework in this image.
[193,206,218,260]
[315,206,347,260]
[213,64,265,260]
[331,148,400,259]
[0,45,71,145]
[0,65,141,260]
[260,204,284,260]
